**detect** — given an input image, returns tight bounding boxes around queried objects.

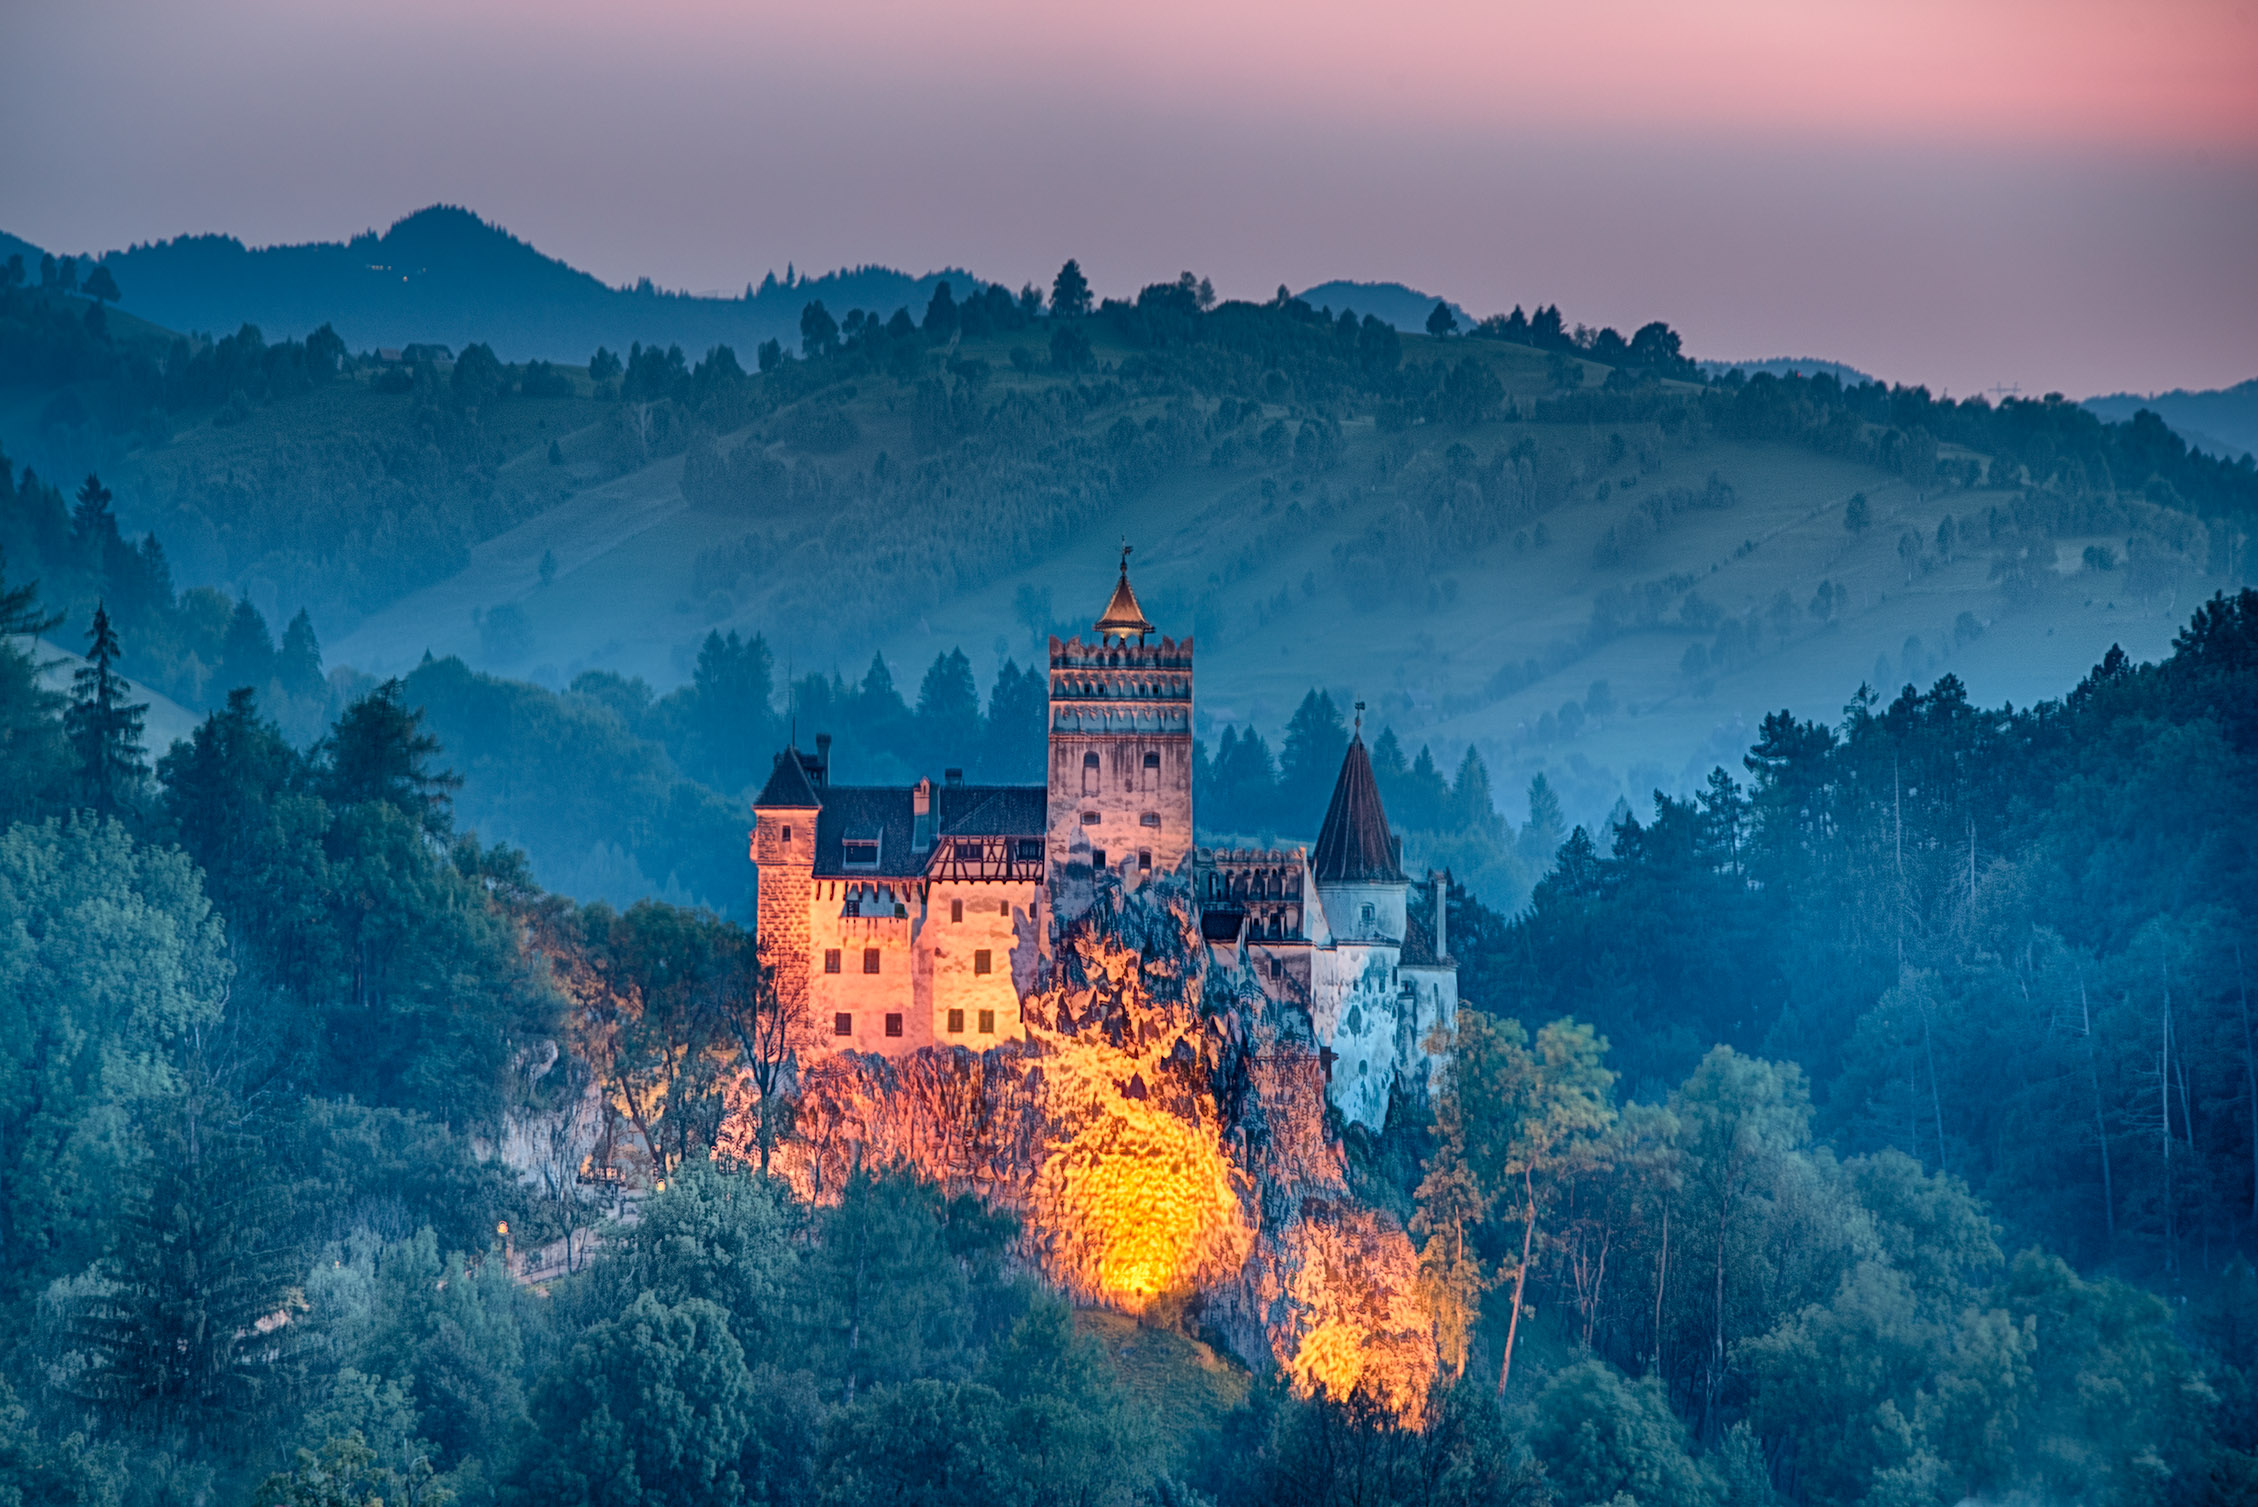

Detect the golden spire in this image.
[1093,539,1154,642]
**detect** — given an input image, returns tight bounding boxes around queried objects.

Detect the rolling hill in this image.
[9,206,983,364]
[6,235,2250,914]
[2084,377,2258,462]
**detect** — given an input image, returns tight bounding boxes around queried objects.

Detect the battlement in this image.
[1049,635,1193,737]
[1193,847,1310,942]
[1049,635,1195,671]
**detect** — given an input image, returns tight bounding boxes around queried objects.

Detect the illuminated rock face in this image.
[725,877,1438,1418]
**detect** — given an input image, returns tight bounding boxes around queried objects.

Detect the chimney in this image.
[1432,870,1449,959]
[912,778,933,853]
[944,768,964,787]
[813,733,832,787]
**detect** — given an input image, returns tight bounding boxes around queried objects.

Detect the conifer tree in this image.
[319,678,458,833]
[1050,259,1092,319]
[0,545,62,638]
[277,608,325,701]
[70,473,119,569]
[1280,690,1349,827]
[60,1077,297,1435]
[217,595,277,694]
[65,601,147,815]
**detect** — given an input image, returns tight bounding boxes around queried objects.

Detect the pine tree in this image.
[1451,745,1502,841]
[60,1079,298,1435]
[1280,690,1349,828]
[0,545,62,637]
[915,648,981,773]
[218,595,277,694]
[70,473,119,570]
[277,608,325,701]
[319,678,459,833]
[1050,259,1092,319]
[64,602,147,815]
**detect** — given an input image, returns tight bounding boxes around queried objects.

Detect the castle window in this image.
[951,899,963,923]
[780,825,792,843]
[974,949,992,975]
[1361,902,1376,926]
[843,838,880,868]
[1208,873,1221,897]
[1143,752,1159,769]
[1092,849,1107,871]
[1082,812,1099,825]
[824,948,841,974]
[885,1013,903,1037]
[947,1009,964,1034]
[1016,838,1043,860]
[977,1009,996,1034]
[1271,957,1284,979]
[863,948,881,974]
[1138,850,1152,870]
[1140,811,1160,827]
[833,1012,852,1036]
[1082,752,1100,795]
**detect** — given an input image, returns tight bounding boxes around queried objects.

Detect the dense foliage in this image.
[7,251,2258,1504]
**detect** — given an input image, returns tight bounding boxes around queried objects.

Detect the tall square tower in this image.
[1046,549,1193,924]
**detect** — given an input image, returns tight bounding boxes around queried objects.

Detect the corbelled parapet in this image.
[1046,634,1194,735]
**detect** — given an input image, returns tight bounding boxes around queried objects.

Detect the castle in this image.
[749,553,1457,1129]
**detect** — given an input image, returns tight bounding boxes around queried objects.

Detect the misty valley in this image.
[1,214,2256,1507]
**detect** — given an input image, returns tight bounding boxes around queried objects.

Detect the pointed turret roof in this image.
[1311,734,1405,884]
[1093,542,1154,641]
[753,745,822,809]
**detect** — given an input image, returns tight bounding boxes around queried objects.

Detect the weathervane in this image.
[1354,700,1364,736]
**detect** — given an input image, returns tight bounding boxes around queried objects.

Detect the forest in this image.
[7,242,2258,1505]
[6,352,2258,1507]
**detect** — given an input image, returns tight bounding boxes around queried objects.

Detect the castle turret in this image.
[1310,721,1407,944]
[1047,546,1193,923]
[751,742,824,1032]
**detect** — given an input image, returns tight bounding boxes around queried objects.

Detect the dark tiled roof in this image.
[937,785,1047,837]
[1401,910,1439,966]
[753,746,822,808]
[1312,736,1405,884]
[810,784,1046,877]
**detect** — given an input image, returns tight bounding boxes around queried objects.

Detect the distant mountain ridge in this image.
[1294,280,1470,332]
[6,206,987,364]
[2083,379,2258,463]
[1700,356,1878,386]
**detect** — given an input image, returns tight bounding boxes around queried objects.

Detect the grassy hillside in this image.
[314,314,2231,851]
[7,268,2250,913]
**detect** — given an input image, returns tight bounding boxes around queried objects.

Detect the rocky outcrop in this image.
[721,874,1436,1413]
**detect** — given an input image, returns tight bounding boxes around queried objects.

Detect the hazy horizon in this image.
[6,0,2255,401]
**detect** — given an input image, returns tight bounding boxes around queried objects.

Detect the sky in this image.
[4,0,2255,398]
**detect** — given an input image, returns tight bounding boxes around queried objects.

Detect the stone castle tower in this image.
[1043,546,1194,925]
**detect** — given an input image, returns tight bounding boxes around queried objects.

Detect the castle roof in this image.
[1401,909,1441,966]
[1094,550,1155,641]
[754,745,823,808]
[808,782,1047,878]
[1311,735,1406,885]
